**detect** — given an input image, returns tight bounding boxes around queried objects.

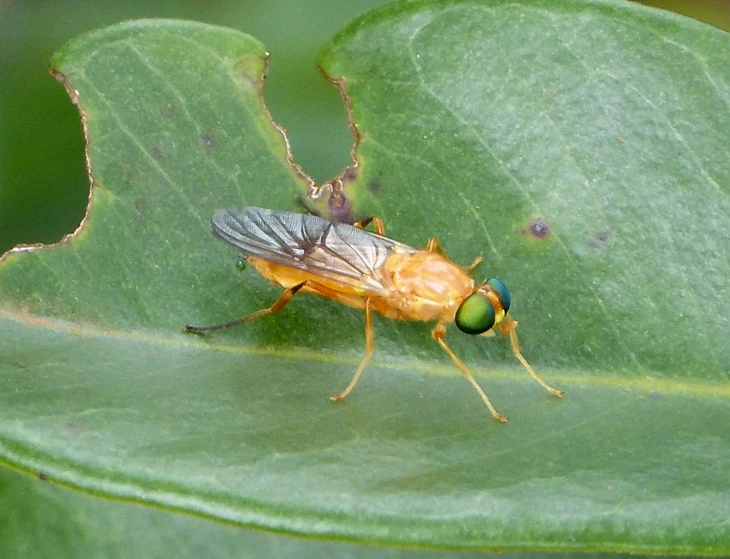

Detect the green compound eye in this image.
[455,293,496,335]
[487,278,511,313]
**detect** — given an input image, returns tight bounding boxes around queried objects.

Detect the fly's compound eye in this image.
[455,293,496,335]
[486,278,511,313]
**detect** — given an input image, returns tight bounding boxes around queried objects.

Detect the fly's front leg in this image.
[432,323,507,423]
[464,256,482,273]
[331,298,374,401]
[352,216,385,236]
[426,237,482,273]
[183,281,310,333]
[501,314,564,397]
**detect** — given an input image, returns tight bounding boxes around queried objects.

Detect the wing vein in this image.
[210,208,417,297]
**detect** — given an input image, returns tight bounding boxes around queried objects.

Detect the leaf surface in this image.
[1,3,729,554]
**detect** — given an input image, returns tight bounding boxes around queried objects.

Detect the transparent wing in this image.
[211,207,417,295]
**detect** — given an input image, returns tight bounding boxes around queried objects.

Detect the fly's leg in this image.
[501,314,564,397]
[432,323,508,423]
[464,256,483,273]
[425,237,445,255]
[426,237,482,273]
[331,298,374,401]
[352,216,385,236]
[183,282,310,333]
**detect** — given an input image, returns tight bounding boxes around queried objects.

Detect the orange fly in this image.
[184,207,563,422]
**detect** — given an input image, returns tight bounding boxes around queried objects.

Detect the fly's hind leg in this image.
[501,314,564,397]
[352,216,385,235]
[183,281,311,333]
[432,323,507,422]
[330,298,374,402]
[426,237,482,273]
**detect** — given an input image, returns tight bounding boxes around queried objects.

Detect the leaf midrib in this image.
[2,306,727,398]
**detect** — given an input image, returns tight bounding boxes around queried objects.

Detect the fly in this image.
[184,207,563,422]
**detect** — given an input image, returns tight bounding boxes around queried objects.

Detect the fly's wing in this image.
[211,208,417,295]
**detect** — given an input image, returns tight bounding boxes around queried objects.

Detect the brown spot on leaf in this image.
[328,196,353,224]
[200,132,214,149]
[150,146,164,161]
[342,167,357,182]
[589,231,610,249]
[367,181,383,195]
[525,217,551,240]
[302,179,355,223]
[162,104,178,119]
[134,198,146,222]
[327,178,354,223]
[232,52,268,88]
[38,472,48,481]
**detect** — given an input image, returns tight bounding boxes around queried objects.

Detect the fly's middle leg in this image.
[352,216,385,236]
[330,298,374,402]
[432,323,508,423]
[183,281,311,333]
[425,237,445,255]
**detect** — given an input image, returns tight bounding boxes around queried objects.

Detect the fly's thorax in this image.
[383,251,475,321]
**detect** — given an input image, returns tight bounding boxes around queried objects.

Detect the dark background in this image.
[1,0,728,253]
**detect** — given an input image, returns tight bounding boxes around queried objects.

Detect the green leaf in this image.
[0,466,266,558]
[1,2,729,555]
[3,466,486,559]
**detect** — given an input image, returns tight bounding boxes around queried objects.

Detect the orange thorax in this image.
[382,251,475,322]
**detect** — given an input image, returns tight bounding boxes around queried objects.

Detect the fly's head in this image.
[454,278,511,336]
